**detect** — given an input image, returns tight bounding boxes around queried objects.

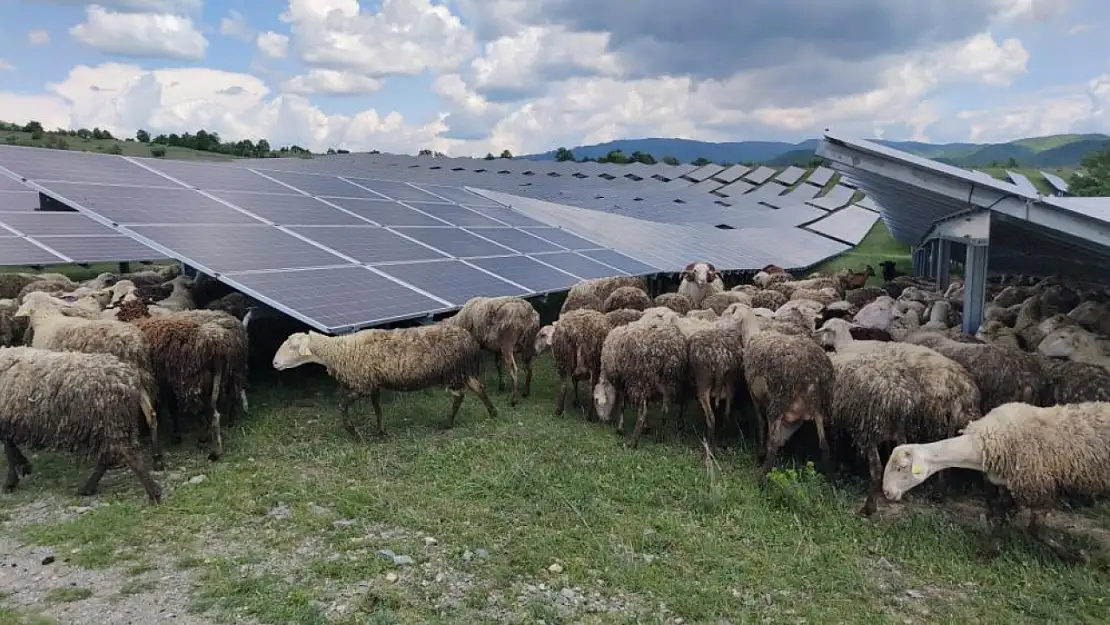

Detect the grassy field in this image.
[812,220,911,285]
[1,130,235,162]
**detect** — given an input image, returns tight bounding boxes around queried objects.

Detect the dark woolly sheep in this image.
[273,325,498,438]
[604,308,643,328]
[0,274,45,299]
[1038,358,1110,404]
[594,319,688,448]
[121,269,174,287]
[602,286,652,313]
[885,401,1110,562]
[769,277,841,299]
[158,308,250,430]
[903,331,1044,412]
[685,317,745,450]
[721,304,834,473]
[849,326,892,342]
[17,278,75,301]
[446,296,540,406]
[561,276,644,314]
[750,289,787,311]
[700,291,752,315]
[549,309,611,419]
[0,347,162,503]
[653,292,692,315]
[204,292,250,320]
[844,286,885,309]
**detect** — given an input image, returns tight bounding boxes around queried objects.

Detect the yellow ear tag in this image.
[301,345,313,356]
[911,463,923,476]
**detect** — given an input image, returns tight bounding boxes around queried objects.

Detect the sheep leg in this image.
[502,347,520,407]
[571,379,582,409]
[697,388,717,449]
[555,376,569,417]
[466,375,499,420]
[629,400,650,449]
[118,448,163,505]
[5,441,32,477]
[3,441,31,492]
[1028,510,1089,564]
[338,390,365,442]
[613,392,625,434]
[979,482,1015,560]
[858,445,884,517]
[522,354,534,398]
[369,389,387,437]
[492,352,505,392]
[76,456,111,497]
[748,392,768,461]
[585,372,597,421]
[813,413,833,475]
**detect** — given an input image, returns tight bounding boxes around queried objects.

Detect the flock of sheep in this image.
[2,258,1110,564]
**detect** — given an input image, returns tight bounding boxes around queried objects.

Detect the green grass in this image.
[41,588,92,604]
[3,361,1110,624]
[812,220,911,285]
[0,608,57,625]
[1009,134,1097,152]
[1,130,235,161]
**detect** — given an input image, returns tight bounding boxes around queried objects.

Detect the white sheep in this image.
[677,261,724,308]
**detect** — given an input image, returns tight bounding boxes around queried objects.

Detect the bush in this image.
[30,130,44,141]
[107,143,123,155]
[149,145,167,157]
[764,461,830,513]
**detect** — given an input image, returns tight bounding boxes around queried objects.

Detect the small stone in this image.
[309,600,328,612]
[877,557,894,571]
[385,572,398,583]
[266,504,293,520]
[435,573,445,583]
[561,588,576,600]
[376,549,396,562]
[333,519,356,528]
[675,619,684,624]
[67,506,94,514]
[475,548,489,559]
[905,589,924,599]
[548,563,564,574]
[393,555,414,566]
[462,550,473,562]
[187,475,206,485]
[40,556,55,565]
[307,503,331,517]
[642,554,656,564]
[424,536,438,546]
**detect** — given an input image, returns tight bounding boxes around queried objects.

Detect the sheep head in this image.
[864,265,876,277]
[812,317,854,349]
[273,332,323,370]
[592,377,617,423]
[1038,326,1096,360]
[534,324,556,356]
[13,291,57,317]
[882,445,933,501]
[682,261,718,286]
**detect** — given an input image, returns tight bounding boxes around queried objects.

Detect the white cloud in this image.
[256,32,290,59]
[70,6,208,61]
[27,29,50,45]
[280,0,474,77]
[1066,22,1097,35]
[468,26,622,99]
[219,9,254,42]
[33,0,202,14]
[281,70,383,96]
[0,60,12,71]
[0,63,451,154]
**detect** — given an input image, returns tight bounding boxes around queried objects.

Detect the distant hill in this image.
[525,133,1110,169]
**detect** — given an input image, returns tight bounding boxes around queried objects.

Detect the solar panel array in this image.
[1006,171,1038,194]
[0,143,885,333]
[1041,171,1070,195]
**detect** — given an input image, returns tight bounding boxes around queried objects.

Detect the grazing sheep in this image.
[154,275,196,312]
[602,286,652,313]
[205,292,250,320]
[0,346,162,503]
[721,303,833,473]
[17,278,75,301]
[815,318,981,515]
[750,289,787,311]
[604,308,643,328]
[446,296,541,406]
[1038,358,1110,405]
[903,331,1044,412]
[549,309,611,419]
[841,265,876,289]
[878,260,903,282]
[683,314,745,449]
[700,291,751,315]
[561,276,644,314]
[844,286,885,309]
[653,292,692,315]
[0,274,47,299]
[1039,325,1110,372]
[273,325,498,438]
[768,277,840,299]
[884,401,1110,561]
[594,317,688,448]
[853,295,902,331]
[677,261,724,308]
[753,269,792,288]
[789,287,840,307]
[686,309,719,322]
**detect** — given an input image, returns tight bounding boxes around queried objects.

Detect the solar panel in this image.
[405,202,507,227]
[712,165,750,183]
[1006,171,1039,195]
[38,182,261,225]
[578,249,660,274]
[758,183,821,209]
[744,166,776,185]
[806,205,880,245]
[288,226,448,264]
[419,184,501,206]
[773,166,805,186]
[259,170,382,199]
[228,265,449,332]
[0,211,119,236]
[463,227,565,253]
[685,178,725,194]
[806,166,834,187]
[36,235,162,263]
[854,196,881,213]
[391,227,515,258]
[684,164,725,182]
[0,176,30,192]
[0,236,66,265]
[0,192,40,210]
[1041,171,1069,194]
[532,251,624,279]
[323,197,446,226]
[460,205,548,227]
[520,227,599,250]
[127,224,348,273]
[714,180,754,197]
[467,255,580,292]
[375,259,526,305]
[807,185,856,211]
[346,178,444,203]
[209,191,372,226]
[141,159,292,194]
[0,146,175,187]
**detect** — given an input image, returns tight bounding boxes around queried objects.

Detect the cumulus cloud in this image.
[70,5,208,61]
[27,29,50,45]
[256,31,290,59]
[219,9,254,42]
[0,62,451,154]
[33,0,202,14]
[281,70,383,96]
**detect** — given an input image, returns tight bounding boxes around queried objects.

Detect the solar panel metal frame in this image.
[466,255,581,292]
[805,205,881,245]
[806,166,834,187]
[1005,170,1038,194]
[743,166,777,185]
[772,166,805,186]
[1041,171,1070,194]
[373,258,529,305]
[713,179,755,197]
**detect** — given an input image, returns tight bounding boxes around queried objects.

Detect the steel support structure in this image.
[962,244,989,334]
[934,239,951,290]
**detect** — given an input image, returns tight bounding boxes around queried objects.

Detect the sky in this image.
[0,0,1105,157]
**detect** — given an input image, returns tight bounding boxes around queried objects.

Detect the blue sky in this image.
[0,0,1107,156]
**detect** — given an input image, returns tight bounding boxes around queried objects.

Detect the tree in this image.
[22,121,43,134]
[484,153,495,160]
[136,129,151,143]
[662,155,679,166]
[691,156,711,166]
[499,149,513,159]
[629,151,656,165]
[149,145,167,157]
[598,149,629,164]
[1069,150,1110,196]
[418,148,433,156]
[554,147,575,162]
[1005,157,1019,168]
[107,143,123,155]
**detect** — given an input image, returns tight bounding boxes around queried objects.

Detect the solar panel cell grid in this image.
[349,178,444,203]
[0,192,41,210]
[416,184,501,206]
[0,176,30,192]
[0,211,119,236]
[210,191,370,226]
[392,226,515,258]
[323,197,446,226]
[464,227,565,253]
[376,260,526,305]
[140,159,292,194]
[533,252,625,279]
[0,147,175,187]
[260,170,383,199]
[578,249,660,274]
[128,224,349,273]
[289,226,448,264]
[467,255,579,292]
[40,182,262,225]
[520,227,599,250]
[38,235,162,263]
[0,236,65,265]
[461,205,548,227]
[405,202,507,227]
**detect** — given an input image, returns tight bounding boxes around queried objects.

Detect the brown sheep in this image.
[602,286,652,313]
[549,309,611,419]
[653,292,692,315]
[446,296,541,406]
